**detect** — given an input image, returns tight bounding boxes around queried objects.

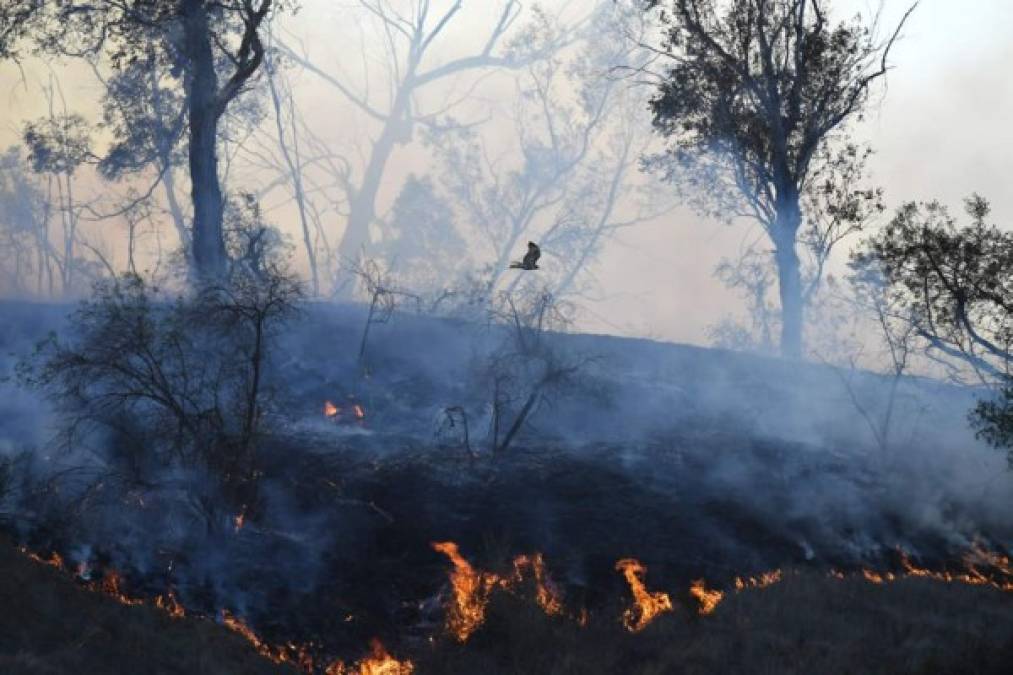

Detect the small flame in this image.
[732,569,783,591]
[431,542,565,642]
[511,553,564,616]
[326,639,414,675]
[615,558,673,632]
[234,506,247,533]
[862,569,895,584]
[155,590,186,618]
[353,404,366,420]
[324,400,340,417]
[221,610,289,664]
[23,549,64,569]
[96,570,143,606]
[689,579,724,615]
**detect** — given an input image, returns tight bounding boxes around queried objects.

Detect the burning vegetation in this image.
[615,558,674,632]
[431,541,565,642]
[10,524,1013,672]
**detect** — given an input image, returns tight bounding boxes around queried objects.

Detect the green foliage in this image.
[23,115,93,176]
[852,195,1013,381]
[853,194,1013,456]
[972,386,1013,466]
[645,0,906,227]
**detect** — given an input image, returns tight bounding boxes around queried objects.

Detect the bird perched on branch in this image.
[510,242,541,270]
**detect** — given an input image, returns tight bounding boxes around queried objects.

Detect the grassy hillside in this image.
[0,536,292,675]
[4,534,1013,674]
[415,570,1013,675]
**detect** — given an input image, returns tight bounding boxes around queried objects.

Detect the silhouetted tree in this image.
[277,0,573,290]
[853,195,1013,462]
[34,1,290,279]
[643,0,914,358]
[0,1,42,60]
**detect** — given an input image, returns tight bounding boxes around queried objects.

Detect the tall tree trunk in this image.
[335,76,415,284]
[182,0,227,279]
[336,122,402,265]
[773,190,803,359]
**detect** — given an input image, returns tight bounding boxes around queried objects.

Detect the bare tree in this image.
[643,0,916,358]
[432,4,668,306]
[22,79,101,295]
[264,46,322,295]
[484,290,586,453]
[20,241,304,511]
[276,0,576,286]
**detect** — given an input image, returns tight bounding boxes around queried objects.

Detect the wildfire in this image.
[431,542,566,642]
[97,569,144,605]
[688,579,724,615]
[511,553,565,616]
[862,569,895,584]
[23,548,64,569]
[895,548,1013,591]
[431,541,501,642]
[324,399,366,423]
[221,610,292,664]
[615,558,673,632]
[733,569,783,591]
[154,589,186,618]
[234,506,247,532]
[327,639,414,675]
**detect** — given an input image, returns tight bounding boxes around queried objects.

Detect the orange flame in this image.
[324,400,340,417]
[326,639,414,675]
[615,558,673,632]
[23,548,65,569]
[732,569,783,591]
[431,542,566,642]
[431,541,499,642]
[861,569,895,584]
[154,590,186,618]
[511,553,565,616]
[95,570,144,605]
[689,579,724,615]
[221,610,291,664]
[353,404,366,420]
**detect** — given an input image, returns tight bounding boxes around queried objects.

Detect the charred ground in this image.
[1,300,1012,672]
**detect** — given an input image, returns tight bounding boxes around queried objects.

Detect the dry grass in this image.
[0,536,293,675]
[416,569,1013,675]
[3,533,1013,675]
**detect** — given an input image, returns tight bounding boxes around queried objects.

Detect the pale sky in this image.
[2,0,1011,346]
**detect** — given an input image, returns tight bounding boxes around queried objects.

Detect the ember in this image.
[615,558,673,632]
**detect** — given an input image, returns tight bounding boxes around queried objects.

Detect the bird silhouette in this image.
[509,241,541,270]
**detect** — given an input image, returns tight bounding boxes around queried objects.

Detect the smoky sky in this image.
[1,0,1011,346]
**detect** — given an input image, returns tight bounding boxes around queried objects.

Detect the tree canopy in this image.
[644,0,915,357]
